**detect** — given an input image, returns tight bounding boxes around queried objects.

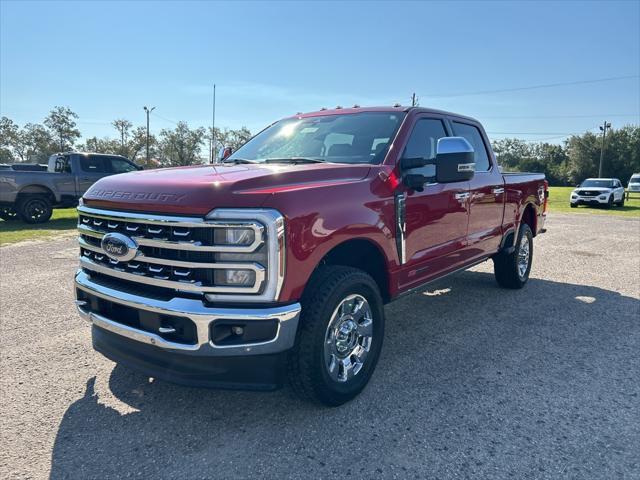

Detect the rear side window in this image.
[452,122,491,171]
[109,157,138,174]
[79,156,108,173]
[403,118,448,178]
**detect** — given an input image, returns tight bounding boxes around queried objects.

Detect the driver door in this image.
[398,116,470,291]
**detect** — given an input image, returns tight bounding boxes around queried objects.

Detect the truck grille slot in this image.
[78,206,267,296]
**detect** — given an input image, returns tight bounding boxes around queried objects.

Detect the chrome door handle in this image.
[454,192,470,200]
[492,187,505,195]
[158,326,176,334]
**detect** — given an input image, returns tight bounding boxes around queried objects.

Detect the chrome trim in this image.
[395,193,406,265]
[454,192,470,200]
[492,187,505,195]
[75,270,301,355]
[80,256,266,294]
[204,208,286,303]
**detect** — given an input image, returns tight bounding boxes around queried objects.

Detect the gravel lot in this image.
[1,213,639,479]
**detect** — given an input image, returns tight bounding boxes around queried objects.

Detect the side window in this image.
[452,122,491,171]
[79,155,108,173]
[403,118,447,178]
[109,157,138,174]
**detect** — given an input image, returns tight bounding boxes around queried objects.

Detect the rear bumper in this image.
[75,270,301,389]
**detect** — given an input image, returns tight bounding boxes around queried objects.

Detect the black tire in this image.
[16,195,53,224]
[288,265,385,406]
[605,195,613,209]
[0,207,20,221]
[570,203,577,208]
[617,196,625,207]
[493,224,533,289]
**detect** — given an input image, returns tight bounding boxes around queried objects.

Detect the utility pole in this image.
[411,93,418,107]
[210,84,216,164]
[143,106,155,162]
[598,120,611,177]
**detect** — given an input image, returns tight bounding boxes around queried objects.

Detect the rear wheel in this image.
[288,266,385,406]
[493,224,533,289]
[16,195,53,224]
[0,207,20,221]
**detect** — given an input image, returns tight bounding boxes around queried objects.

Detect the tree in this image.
[158,122,206,167]
[112,119,133,149]
[44,106,81,151]
[17,123,55,163]
[0,116,19,162]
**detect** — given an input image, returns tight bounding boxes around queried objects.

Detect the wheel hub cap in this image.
[518,235,530,278]
[324,294,374,383]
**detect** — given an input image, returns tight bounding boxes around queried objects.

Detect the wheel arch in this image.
[17,184,56,203]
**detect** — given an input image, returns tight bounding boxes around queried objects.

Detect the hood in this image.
[83,163,371,215]
[574,186,612,192]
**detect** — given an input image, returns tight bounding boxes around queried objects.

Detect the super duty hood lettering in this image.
[88,188,186,203]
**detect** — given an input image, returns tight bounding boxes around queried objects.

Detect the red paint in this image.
[83,107,546,303]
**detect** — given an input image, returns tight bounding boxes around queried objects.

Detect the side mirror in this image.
[434,137,475,183]
[218,146,233,162]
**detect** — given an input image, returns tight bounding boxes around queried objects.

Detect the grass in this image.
[547,186,640,217]
[0,186,638,246]
[0,208,78,246]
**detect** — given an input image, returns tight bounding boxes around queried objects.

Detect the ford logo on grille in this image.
[101,233,138,262]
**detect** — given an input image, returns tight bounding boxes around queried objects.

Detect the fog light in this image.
[231,326,244,335]
[214,269,255,286]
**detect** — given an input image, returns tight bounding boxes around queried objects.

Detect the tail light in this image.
[543,180,549,213]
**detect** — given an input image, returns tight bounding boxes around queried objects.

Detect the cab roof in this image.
[289,106,480,123]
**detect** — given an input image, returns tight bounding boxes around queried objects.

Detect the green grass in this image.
[0,208,78,245]
[547,186,640,217]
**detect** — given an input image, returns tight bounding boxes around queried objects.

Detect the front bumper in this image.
[75,270,301,390]
[570,195,610,205]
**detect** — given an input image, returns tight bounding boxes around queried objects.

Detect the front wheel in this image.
[493,224,533,289]
[605,195,614,209]
[288,266,385,406]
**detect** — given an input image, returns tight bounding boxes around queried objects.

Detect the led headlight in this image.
[214,227,255,246]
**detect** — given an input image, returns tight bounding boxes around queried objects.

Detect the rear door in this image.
[399,115,470,290]
[77,155,110,194]
[452,120,504,256]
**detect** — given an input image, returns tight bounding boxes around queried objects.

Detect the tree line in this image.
[0,106,252,169]
[1,106,638,184]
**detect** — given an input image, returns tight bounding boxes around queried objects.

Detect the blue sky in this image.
[1,1,639,144]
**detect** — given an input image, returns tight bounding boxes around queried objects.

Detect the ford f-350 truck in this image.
[75,106,547,406]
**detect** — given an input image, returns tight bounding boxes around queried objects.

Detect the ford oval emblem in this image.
[101,232,138,262]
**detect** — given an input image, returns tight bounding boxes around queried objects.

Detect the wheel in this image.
[605,195,613,209]
[493,223,533,289]
[0,207,20,221]
[288,266,385,406]
[617,196,625,207]
[570,203,577,208]
[16,195,53,224]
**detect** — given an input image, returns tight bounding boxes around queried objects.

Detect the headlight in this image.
[571,194,577,198]
[205,208,285,303]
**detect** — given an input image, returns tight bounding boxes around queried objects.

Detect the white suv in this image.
[628,174,640,194]
[570,178,625,208]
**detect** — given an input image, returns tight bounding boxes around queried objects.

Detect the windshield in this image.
[630,175,640,183]
[580,179,614,188]
[227,112,405,165]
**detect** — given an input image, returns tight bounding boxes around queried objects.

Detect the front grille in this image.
[577,190,601,196]
[78,206,267,296]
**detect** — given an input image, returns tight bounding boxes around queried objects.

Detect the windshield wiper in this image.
[222,158,259,164]
[264,157,326,164]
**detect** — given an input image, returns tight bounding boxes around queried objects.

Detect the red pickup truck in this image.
[75,106,547,405]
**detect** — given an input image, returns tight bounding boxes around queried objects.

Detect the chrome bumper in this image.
[74,270,301,356]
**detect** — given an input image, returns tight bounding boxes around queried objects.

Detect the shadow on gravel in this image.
[49,272,640,479]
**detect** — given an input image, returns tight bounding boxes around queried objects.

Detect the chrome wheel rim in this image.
[517,234,530,278]
[324,294,373,383]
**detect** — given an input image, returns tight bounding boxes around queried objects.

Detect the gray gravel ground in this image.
[1,213,639,480]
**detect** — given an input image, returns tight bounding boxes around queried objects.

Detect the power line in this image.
[421,74,639,98]
[151,111,178,125]
[481,113,639,119]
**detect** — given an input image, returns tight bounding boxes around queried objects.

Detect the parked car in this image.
[0,152,140,223]
[74,106,548,405]
[627,173,640,197]
[569,178,625,208]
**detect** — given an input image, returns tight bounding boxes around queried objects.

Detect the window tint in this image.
[79,155,108,173]
[403,119,447,178]
[109,157,138,174]
[452,122,491,171]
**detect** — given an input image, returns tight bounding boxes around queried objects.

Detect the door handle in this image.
[454,192,470,200]
[492,187,505,195]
